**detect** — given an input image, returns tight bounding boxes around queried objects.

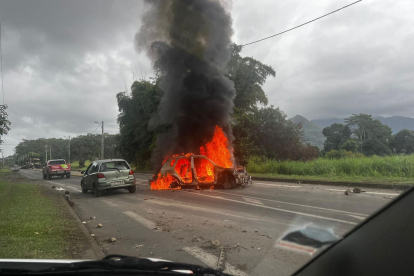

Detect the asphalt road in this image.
[19,169,399,276]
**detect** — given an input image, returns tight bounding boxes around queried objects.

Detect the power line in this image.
[91,123,101,133]
[242,0,363,47]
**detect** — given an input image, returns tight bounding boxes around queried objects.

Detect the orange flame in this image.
[151,125,233,190]
[200,126,233,168]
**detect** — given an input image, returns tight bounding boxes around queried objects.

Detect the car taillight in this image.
[97,173,105,179]
[129,170,134,175]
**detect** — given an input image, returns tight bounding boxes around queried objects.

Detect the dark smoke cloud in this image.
[135,0,235,169]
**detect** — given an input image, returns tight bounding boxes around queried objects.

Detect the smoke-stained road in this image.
[19,169,396,276]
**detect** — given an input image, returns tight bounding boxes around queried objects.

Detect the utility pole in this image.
[101,121,104,160]
[68,135,71,164]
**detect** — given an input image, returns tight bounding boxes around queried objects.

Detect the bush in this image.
[247,154,414,178]
[325,150,365,159]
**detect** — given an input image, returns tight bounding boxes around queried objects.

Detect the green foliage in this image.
[226,44,275,112]
[325,149,365,159]
[233,106,319,164]
[339,139,359,152]
[345,113,393,155]
[0,105,11,144]
[116,80,162,170]
[393,129,414,154]
[322,123,351,152]
[247,154,414,178]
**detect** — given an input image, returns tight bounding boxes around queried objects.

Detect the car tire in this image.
[128,185,136,193]
[81,182,88,193]
[47,173,52,180]
[93,184,102,197]
[66,174,71,179]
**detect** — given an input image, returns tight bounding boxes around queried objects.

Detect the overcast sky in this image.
[0,0,413,156]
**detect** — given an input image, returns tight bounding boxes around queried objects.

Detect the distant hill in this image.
[312,116,414,134]
[290,115,325,149]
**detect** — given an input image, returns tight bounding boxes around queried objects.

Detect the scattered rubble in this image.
[344,189,352,195]
[51,186,56,189]
[353,188,361,193]
[134,244,144,249]
[82,221,86,224]
[90,216,96,220]
[97,224,103,228]
[211,240,221,248]
[109,237,117,242]
[65,191,70,195]
[91,234,95,237]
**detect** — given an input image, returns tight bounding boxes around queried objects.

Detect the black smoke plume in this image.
[135,0,235,170]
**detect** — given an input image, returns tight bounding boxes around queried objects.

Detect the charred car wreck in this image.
[150,154,252,189]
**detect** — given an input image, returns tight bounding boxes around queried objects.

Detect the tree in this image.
[0,105,11,144]
[117,80,162,169]
[322,123,351,152]
[71,134,101,167]
[234,106,318,164]
[226,44,275,113]
[340,139,359,153]
[393,129,414,154]
[345,114,392,156]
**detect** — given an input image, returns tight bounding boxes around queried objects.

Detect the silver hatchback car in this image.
[80,159,136,197]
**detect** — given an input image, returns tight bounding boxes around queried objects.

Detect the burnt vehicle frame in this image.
[151,154,252,189]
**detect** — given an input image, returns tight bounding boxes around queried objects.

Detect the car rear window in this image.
[100,161,130,172]
[49,160,66,165]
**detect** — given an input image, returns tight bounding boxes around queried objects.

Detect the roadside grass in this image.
[248,155,414,185]
[0,178,81,258]
[70,160,91,171]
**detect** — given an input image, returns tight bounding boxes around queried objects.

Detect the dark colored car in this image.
[80,159,136,197]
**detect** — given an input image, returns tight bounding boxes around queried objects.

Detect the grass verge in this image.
[248,155,414,185]
[0,173,87,258]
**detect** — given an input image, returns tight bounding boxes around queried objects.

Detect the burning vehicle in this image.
[150,154,251,190]
[150,126,252,190]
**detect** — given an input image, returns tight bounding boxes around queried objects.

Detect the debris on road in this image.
[65,191,70,195]
[91,234,95,237]
[90,216,96,220]
[134,244,144,249]
[344,189,352,195]
[211,239,220,248]
[97,223,103,228]
[51,186,56,189]
[353,188,361,193]
[56,187,65,191]
[109,237,117,242]
[82,221,86,224]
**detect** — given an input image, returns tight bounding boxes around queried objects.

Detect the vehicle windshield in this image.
[100,161,130,172]
[0,1,412,276]
[49,160,66,165]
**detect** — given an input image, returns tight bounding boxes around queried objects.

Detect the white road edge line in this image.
[193,193,357,225]
[123,211,160,231]
[183,246,249,276]
[255,182,300,188]
[215,191,368,217]
[242,197,264,205]
[348,214,366,220]
[326,189,399,196]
